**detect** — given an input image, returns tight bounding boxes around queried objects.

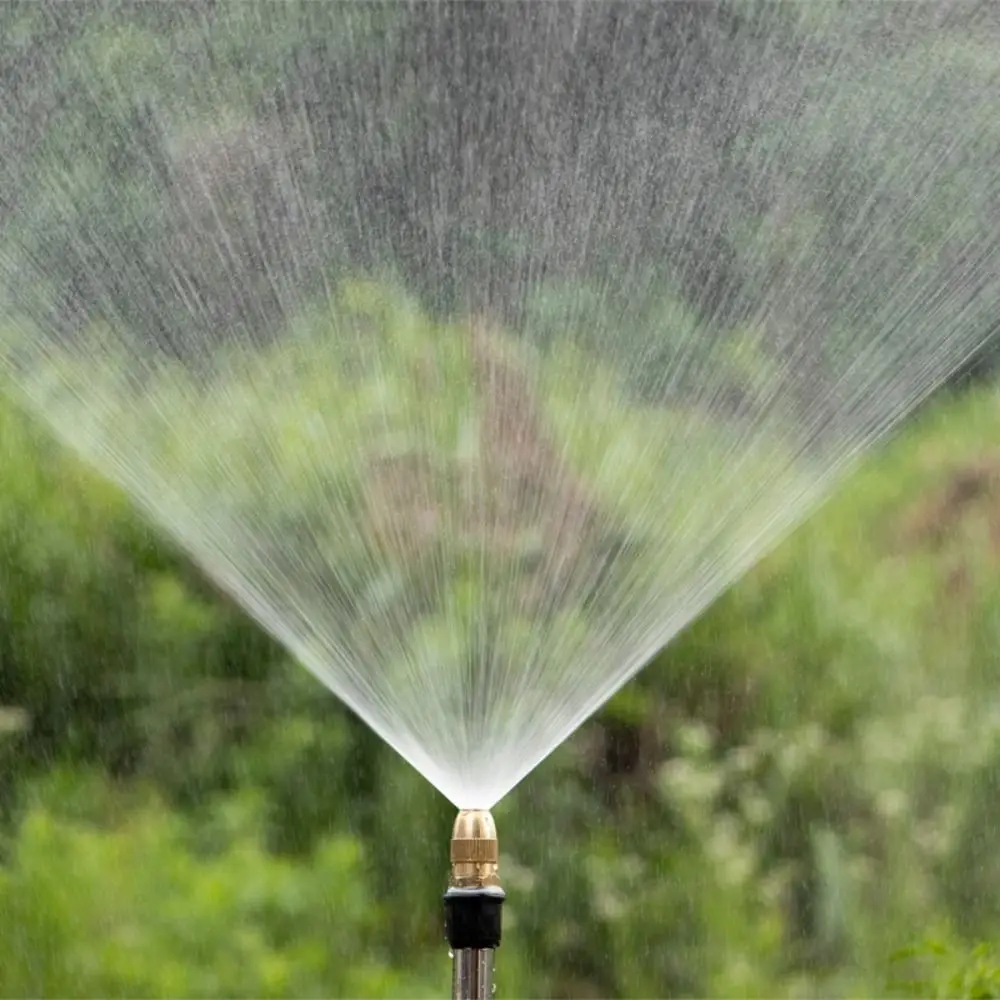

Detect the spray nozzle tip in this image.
[450,809,500,888]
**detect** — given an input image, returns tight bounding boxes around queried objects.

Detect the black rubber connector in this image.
[443,886,505,950]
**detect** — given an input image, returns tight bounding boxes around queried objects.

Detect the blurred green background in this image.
[4,381,1000,998]
[2,3,1000,997]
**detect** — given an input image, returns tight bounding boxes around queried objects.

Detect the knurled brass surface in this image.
[450,838,499,864]
[449,809,501,889]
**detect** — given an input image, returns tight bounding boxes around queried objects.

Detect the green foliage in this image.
[0,779,443,999]
[5,341,1000,995]
[9,278,809,753]
[889,941,1000,999]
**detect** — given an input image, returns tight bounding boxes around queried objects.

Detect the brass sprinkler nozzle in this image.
[449,809,500,889]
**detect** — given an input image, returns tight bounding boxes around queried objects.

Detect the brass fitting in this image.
[449,809,501,889]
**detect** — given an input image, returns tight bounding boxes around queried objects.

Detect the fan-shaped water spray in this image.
[0,2,998,813]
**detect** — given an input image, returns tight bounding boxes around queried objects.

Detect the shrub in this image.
[0,775,444,999]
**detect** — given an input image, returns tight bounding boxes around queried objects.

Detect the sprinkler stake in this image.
[445,809,504,1000]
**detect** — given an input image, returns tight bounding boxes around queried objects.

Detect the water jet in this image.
[1,3,1000,994]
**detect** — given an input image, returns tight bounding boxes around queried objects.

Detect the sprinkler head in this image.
[449,808,501,889]
[445,808,505,986]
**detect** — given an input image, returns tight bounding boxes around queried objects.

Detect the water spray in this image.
[445,810,504,1000]
[3,5,1000,995]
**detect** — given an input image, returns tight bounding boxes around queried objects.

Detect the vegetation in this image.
[14,278,804,705]
[1,372,1000,996]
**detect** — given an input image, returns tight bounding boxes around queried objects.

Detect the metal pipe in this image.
[452,948,494,1000]
[445,809,504,1000]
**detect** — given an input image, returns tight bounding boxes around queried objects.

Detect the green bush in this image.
[0,775,444,999]
[889,940,1000,999]
[0,389,287,798]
